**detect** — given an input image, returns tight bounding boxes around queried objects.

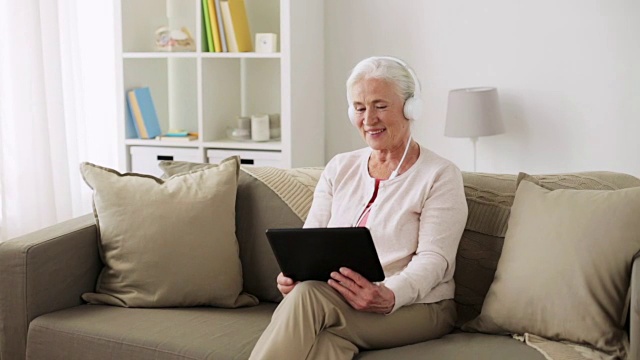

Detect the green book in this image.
[202,0,214,52]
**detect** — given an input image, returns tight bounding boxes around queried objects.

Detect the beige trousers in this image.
[249,281,456,360]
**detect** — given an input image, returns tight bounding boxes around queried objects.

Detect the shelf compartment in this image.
[245,0,281,52]
[201,58,280,142]
[123,58,198,139]
[121,0,197,53]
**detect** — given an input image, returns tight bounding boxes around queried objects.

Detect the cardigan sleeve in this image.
[303,164,334,228]
[383,164,468,313]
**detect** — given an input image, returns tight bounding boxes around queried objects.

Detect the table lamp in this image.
[444,87,505,172]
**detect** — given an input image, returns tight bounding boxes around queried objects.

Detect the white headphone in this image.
[348,56,423,126]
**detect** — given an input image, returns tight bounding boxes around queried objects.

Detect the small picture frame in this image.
[255,33,278,53]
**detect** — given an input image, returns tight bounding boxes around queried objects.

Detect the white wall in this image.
[324,0,640,176]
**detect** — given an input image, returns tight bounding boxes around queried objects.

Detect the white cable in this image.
[388,136,412,180]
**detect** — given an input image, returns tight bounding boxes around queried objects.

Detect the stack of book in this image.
[157,131,199,142]
[202,0,252,52]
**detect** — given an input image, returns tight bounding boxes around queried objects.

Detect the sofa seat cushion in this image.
[26,303,277,360]
[356,333,545,359]
[27,306,545,360]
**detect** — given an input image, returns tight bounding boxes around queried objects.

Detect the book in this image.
[157,134,198,142]
[220,0,252,52]
[202,0,214,52]
[214,0,228,52]
[220,1,237,52]
[126,87,162,139]
[207,0,222,52]
[164,130,190,137]
[226,0,253,52]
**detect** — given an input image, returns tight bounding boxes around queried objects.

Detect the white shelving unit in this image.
[114,0,324,176]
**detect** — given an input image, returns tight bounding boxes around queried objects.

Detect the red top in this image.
[357,179,381,227]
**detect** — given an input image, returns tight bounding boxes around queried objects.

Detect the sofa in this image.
[0,166,638,360]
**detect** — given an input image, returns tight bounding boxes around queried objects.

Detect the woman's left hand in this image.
[328,267,395,314]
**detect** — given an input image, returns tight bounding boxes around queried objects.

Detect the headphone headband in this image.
[373,56,422,99]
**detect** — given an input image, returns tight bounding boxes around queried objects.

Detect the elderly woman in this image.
[250,56,468,359]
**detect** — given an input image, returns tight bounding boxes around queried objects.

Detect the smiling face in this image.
[350,77,411,152]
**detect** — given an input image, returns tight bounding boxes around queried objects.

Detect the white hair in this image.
[346,56,418,104]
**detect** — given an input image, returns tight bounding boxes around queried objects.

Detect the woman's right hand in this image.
[277,272,298,296]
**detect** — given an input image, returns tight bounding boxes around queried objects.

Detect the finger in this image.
[278,283,296,295]
[331,270,366,292]
[330,271,359,291]
[339,267,370,287]
[332,271,377,305]
[277,273,293,286]
[328,278,356,298]
[328,279,366,310]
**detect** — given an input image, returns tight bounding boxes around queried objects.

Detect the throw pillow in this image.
[455,171,640,328]
[80,157,258,308]
[159,161,322,302]
[462,177,640,356]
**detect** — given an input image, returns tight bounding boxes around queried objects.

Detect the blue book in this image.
[126,87,162,139]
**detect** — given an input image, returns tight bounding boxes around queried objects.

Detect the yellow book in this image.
[207,0,222,52]
[127,90,148,139]
[226,0,252,52]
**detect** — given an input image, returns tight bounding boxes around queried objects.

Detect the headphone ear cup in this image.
[348,106,356,126]
[403,97,423,121]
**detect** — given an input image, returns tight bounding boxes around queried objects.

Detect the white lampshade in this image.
[445,87,505,138]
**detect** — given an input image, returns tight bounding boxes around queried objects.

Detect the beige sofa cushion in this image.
[80,158,257,308]
[463,177,640,355]
[455,172,640,327]
[160,161,322,303]
[356,333,544,360]
[28,306,545,360]
[27,304,277,359]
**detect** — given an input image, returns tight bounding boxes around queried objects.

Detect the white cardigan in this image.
[304,145,468,313]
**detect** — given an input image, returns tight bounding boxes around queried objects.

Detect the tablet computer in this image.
[265,227,385,282]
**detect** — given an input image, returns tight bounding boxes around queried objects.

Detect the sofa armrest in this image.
[631,255,640,360]
[0,214,101,360]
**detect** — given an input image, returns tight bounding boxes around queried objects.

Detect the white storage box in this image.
[130,146,202,177]
[207,149,282,167]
